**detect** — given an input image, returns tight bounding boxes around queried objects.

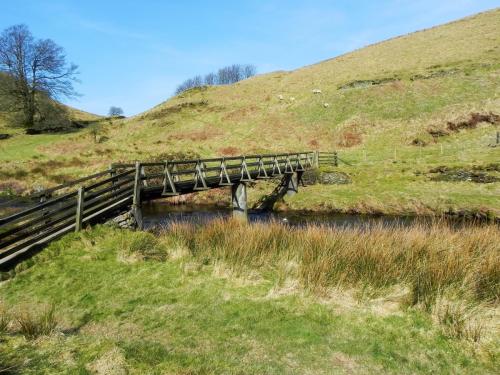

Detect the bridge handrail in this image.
[0,150,339,267]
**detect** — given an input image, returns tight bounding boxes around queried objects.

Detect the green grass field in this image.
[1,222,498,374]
[1,9,499,215]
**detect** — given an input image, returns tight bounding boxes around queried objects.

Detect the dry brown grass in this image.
[167,125,223,142]
[218,146,240,156]
[337,131,363,147]
[162,219,499,309]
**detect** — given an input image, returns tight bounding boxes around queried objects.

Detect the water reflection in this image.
[141,202,460,230]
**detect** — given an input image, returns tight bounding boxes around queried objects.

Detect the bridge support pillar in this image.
[231,182,248,221]
[286,172,302,196]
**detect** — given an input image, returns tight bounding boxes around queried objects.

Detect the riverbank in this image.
[1,221,498,373]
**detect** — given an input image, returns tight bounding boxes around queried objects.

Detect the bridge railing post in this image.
[132,161,143,229]
[75,186,85,232]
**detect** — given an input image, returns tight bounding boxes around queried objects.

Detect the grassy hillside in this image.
[0,9,499,215]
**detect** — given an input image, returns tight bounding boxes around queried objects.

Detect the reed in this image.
[162,219,499,308]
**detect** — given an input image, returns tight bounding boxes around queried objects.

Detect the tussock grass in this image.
[434,298,485,342]
[15,304,57,339]
[119,231,168,262]
[0,305,9,334]
[163,219,499,308]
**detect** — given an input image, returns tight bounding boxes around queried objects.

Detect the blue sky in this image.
[1,1,498,116]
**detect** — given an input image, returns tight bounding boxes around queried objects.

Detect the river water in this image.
[142,202,452,230]
[0,197,489,231]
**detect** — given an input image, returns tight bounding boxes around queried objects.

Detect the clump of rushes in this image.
[0,305,10,334]
[434,298,484,342]
[16,304,57,339]
[120,231,168,261]
[162,218,499,308]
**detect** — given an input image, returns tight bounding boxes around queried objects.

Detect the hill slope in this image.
[1,9,499,215]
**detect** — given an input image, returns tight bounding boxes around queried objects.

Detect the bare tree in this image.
[192,75,203,87]
[228,64,242,83]
[204,72,216,85]
[218,66,232,85]
[108,106,124,117]
[243,64,257,79]
[0,24,78,129]
[175,64,257,95]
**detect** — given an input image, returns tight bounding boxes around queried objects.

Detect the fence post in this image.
[109,163,116,192]
[132,161,143,230]
[75,186,85,232]
[314,151,320,168]
[109,163,115,178]
[333,151,338,167]
[497,131,499,145]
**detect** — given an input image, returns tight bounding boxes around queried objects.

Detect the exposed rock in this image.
[106,211,138,229]
[338,77,398,90]
[410,68,459,81]
[302,169,351,185]
[319,171,351,184]
[428,165,500,183]
[0,133,11,140]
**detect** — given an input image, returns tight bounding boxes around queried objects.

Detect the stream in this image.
[141,202,464,230]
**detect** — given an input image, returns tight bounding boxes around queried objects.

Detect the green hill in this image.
[1,9,499,216]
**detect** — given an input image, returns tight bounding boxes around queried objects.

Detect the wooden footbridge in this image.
[0,151,337,268]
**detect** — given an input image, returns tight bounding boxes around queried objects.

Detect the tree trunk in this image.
[23,91,36,129]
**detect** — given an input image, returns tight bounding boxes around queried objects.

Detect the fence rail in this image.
[0,151,338,267]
